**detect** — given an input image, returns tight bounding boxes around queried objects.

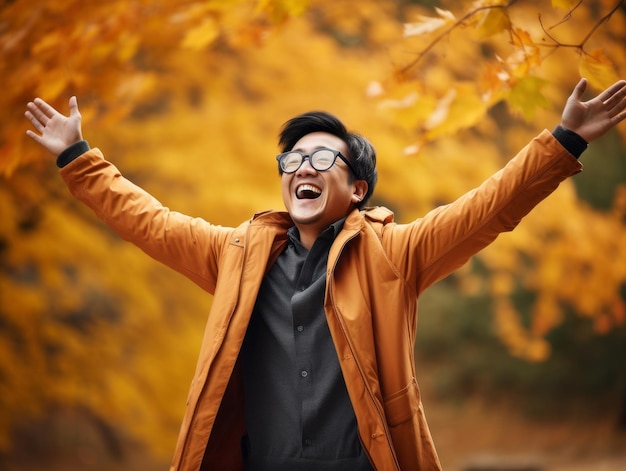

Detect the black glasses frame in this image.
[276,148,357,176]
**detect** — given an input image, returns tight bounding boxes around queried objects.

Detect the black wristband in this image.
[552,125,588,159]
[57,140,90,168]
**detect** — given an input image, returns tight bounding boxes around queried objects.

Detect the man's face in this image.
[281,132,365,238]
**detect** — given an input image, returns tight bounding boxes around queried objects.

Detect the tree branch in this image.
[398,1,519,77]
[399,0,624,75]
[540,0,624,50]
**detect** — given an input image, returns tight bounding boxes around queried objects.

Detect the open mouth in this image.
[296,184,322,200]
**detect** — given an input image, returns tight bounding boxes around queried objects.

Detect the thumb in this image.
[570,78,588,101]
[68,96,81,118]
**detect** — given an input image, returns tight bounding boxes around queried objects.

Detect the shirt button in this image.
[304,439,312,446]
[296,325,304,332]
[301,370,308,378]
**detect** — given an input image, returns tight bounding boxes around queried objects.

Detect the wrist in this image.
[552,125,588,159]
[57,140,90,168]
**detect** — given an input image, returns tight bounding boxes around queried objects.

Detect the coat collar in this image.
[247,207,395,264]
[250,206,395,232]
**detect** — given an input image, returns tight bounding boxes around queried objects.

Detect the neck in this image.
[297,227,321,250]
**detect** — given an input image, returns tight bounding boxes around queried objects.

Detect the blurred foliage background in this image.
[1,0,626,469]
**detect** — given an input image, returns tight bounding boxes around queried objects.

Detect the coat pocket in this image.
[383,378,420,427]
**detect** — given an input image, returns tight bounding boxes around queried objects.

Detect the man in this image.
[25,78,626,470]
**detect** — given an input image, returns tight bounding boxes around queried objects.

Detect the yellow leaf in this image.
[508,76,551,120]
[423,85,488,139]
[403,8,455,37]
[578,49,620,91]
[475,7,511,38]
[181,17,220,50]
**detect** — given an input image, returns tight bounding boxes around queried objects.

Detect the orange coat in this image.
[60,130,582,470]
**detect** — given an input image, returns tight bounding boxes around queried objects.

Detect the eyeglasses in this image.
[276,148,356,175]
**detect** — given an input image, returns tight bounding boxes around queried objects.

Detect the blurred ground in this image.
[425,383,626,471]
[1,395,624,471]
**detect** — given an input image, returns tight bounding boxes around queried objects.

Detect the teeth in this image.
[298,184,321,194]
[296,184,321,199]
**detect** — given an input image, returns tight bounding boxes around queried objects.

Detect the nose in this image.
[296,156,318,176]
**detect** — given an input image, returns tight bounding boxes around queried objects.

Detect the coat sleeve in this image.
[385,130,583,295]
[59,148,231,294]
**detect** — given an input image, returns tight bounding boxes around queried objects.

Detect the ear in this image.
[351,180,368,204]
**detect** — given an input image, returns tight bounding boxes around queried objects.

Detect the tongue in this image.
[298,189,321,199]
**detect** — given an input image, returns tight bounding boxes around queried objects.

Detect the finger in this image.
[609,96,626,121]
[27,101,51,125]
[603,82,626,110]
[25,129,44,146]
[24,110,45,133]
[570,78,587,101]
[614,109,626,125]
[597,79,626,103]
[33,97,58,119]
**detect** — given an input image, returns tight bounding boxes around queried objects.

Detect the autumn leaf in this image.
[578,49,620,90]
[507,75,551,120]
[422,85,488,139]
[2,0,626,462]
[181,17,220,50]
[403,8,455,37]
[474,5,511,38]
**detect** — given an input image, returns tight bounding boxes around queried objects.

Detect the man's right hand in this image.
[25,96,84,156]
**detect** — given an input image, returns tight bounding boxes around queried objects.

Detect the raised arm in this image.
[25,96,83,155]
[24,95,227,295]
[394,78,626,294]
[561,78,626,143]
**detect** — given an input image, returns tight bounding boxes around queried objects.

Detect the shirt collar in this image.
[287,217,347,246]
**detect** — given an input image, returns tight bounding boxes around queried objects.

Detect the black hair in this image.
[278,111,378,209]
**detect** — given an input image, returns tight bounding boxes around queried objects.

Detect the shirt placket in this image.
[292,236,329,457]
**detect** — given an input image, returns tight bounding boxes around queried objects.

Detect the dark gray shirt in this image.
[241,220,373,470]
